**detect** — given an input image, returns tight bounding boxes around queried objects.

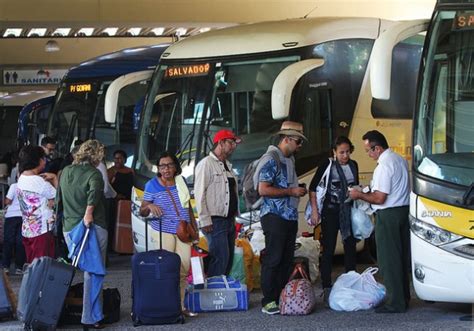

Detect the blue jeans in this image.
[64,224,108,324]
[2,216,25,269]
[204,216,235,277]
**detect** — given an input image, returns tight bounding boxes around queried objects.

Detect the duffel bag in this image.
[279,264,316,315]
[184,276,248,312]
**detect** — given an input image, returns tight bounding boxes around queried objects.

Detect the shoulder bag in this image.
[164,184,199,243]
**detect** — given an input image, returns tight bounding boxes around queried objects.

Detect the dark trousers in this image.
[320,208,357,288]
[2,216,26,269]
[375,206,410,312]
[260,213,298,306]
[204,216,235,277]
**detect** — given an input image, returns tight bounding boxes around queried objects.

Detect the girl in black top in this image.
[308,136,359,307]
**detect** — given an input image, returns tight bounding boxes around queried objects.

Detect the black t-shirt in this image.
[223,162,238,217]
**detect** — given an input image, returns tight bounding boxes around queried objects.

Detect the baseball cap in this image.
[213,129,242,144]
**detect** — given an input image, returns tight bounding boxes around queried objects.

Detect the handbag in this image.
[305,158,332,222]
[164,184,199,243]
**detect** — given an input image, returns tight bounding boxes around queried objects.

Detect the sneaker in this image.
[322,287,331,308]
[3,268,9,275]
[15,268,23,275]
[261,301,280,315]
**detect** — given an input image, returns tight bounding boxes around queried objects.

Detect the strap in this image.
[164,182,182,219]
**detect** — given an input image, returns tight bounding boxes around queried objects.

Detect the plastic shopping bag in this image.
[329,267,386,311]
[229,246,246,284]
[294,236,320,283]
[351,200,374,240]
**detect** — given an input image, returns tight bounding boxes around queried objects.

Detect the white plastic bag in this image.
[351,200,374,240]
[294,236,320,282]
[249,226,265,255]
[329,267,386,311]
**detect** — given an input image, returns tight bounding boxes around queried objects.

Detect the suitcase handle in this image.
[71,227,90,267]
[143,215,163,252]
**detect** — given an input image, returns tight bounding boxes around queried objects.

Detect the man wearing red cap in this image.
[194,129,241,277]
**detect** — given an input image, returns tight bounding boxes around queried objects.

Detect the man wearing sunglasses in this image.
[195,129,241,277]
[256,121,308,315]
[349,130,410,314]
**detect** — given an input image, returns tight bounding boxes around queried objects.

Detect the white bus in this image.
[47,45,168,164]
[375,0,474,303]
[0,90,55,156]
[131,17,426,252]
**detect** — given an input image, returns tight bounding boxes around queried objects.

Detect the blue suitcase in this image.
[131,217,184,326]
[184,276,249,312]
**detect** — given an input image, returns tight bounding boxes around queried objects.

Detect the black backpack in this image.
[241,150,280,210]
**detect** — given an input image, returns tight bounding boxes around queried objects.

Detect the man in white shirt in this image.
[349,130,410,313]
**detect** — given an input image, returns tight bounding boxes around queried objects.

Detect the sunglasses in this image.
[288,136,304,146]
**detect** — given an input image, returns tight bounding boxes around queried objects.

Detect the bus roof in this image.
[65,44,169,79]
[163,17,393,60]
[0,90,56,107]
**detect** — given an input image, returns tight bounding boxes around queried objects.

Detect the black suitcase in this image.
[17,228,89,330]
[131,217,184,326]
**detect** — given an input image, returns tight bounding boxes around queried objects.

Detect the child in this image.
[3,182,26,274]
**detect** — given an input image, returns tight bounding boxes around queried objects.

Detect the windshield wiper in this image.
[462,182,474,207]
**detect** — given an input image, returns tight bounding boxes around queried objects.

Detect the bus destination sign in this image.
[454,12,474,30]
[69,83,92,93]
[165,63,210,79]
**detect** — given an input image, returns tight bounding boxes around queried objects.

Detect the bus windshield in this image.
[135,55,300,184]
[414,9,474,187]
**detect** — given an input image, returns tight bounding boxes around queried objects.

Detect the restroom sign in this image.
[2,69,67,85]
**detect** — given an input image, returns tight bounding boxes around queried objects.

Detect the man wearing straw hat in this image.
[256,121,308,315]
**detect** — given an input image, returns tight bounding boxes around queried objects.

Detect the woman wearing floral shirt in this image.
[17,145,57,263]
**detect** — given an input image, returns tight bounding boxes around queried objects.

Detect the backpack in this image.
[241,150,280,210]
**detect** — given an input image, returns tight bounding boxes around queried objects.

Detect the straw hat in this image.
[274,121,307,140]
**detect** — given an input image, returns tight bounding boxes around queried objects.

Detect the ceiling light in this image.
[45,40,60,52]
[53,28,71,36]
[127,28,142,36]
[175,28,187,36]
[151,27,165,36]
[76,28,94,36]
[3,28,22,37]
[103,27,118,36]
[28,28,47,37]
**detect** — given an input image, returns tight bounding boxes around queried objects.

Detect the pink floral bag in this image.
[279,264,316,315]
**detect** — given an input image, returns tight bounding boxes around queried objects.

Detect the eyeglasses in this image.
[366,145,377,154]
[158,163,176,170]
[288,136,304,146]
[224,139,237,145]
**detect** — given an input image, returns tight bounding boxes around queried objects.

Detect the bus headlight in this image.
[409,215,461,246]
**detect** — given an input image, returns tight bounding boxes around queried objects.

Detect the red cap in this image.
[213,129,242,144]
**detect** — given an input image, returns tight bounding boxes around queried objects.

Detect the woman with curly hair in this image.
[59,139,107,329]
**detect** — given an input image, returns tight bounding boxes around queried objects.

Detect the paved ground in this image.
[1,252,473,330]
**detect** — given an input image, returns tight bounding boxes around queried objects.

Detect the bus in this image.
[376,0,474,303]
[17,95,55,149]
[47,44,169,164]
[0,90,55,157]
[131,17,426,252]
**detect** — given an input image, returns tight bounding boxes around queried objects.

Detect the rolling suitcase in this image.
[0,270,15,320]
[17,228,89,330]
[113,200,134,254]
[131,216,184,326]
